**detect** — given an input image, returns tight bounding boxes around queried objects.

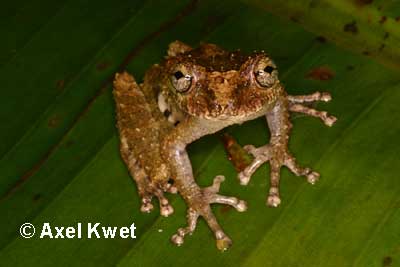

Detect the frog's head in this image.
[161,42,282,121]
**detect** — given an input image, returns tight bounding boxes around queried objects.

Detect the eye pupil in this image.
[174,71,184,80]
[264,66,274,74]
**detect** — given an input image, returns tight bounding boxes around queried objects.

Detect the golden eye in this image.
[170,70,192,93]
[254,59,277,87]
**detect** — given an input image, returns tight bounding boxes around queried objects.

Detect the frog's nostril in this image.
[215,76,225,84]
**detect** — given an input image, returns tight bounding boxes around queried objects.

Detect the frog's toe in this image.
[171,204,235,251]
[162,179,178,194]
[204,175,225,193]
[215,231,232,251]
[324,115,337,127]
[267,194,281,207]
[238,145,272,185]
[287,91,332,103]
[306,171,320,184]
[167,184,178,194]
[289,103,337,127]
[320,92,332,102]
[210,194,248,212]
[204,175,248,212]
[160,205,174,217]
[171,208,198,247]
[140,196,154,213]
[284,156,321,185]
[171,233,184,246]
[157,194,174,217]
[238,172,251,186]
[236,200,248,212]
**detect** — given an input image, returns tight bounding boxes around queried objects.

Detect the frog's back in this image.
[174,43,248,72]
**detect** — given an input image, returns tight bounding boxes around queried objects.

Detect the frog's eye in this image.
[254,59,278,88]
[170,70,192,93]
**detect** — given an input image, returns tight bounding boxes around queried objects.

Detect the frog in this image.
[113,41,337,250]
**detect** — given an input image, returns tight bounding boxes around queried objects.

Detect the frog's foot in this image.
[171,175,247,250]
[288,91,337,126]
[126,159,175,217]
[131,174,174,217]
[238,144,319,207]
[138,190,175,217]
[139,181,177,217]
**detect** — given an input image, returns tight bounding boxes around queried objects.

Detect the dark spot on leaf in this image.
[379,44,386,51]
[306,66,335,81]
[344,21,358,34]
[379,16,387,24]
[56,79,65,91]
[353,0,373,7]
[200,14,226,36]
[48,115,61,128]
[298,234,306,242]
[382,256,392,267]
[316,36,327,43]
[396,16,400,22]
[3,161,45,199]
[33,194,41,202]
[364,193,373,201]
[309,0,318,8]
[384,32,390,40]
[363,50,371,56]
[64,140,75,148]
[377,6,382,11]
[289,14,301,23]
[347,65,355,71]
[96,61,110,71]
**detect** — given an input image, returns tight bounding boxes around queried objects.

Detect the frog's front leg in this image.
[239,94,336,207]
[162,118,247,250]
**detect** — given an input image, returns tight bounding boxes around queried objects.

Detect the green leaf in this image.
[242,0,400,72]
[1,0,399,266]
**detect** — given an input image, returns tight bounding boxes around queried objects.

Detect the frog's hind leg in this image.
[288,91,337,126]
[113,71,174,217]
[121,152,153,213]
[119,132,174,217]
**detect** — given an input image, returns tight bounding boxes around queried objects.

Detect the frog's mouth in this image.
[158,92,186,126]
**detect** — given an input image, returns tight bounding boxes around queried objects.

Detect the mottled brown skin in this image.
[113,41,337,250]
